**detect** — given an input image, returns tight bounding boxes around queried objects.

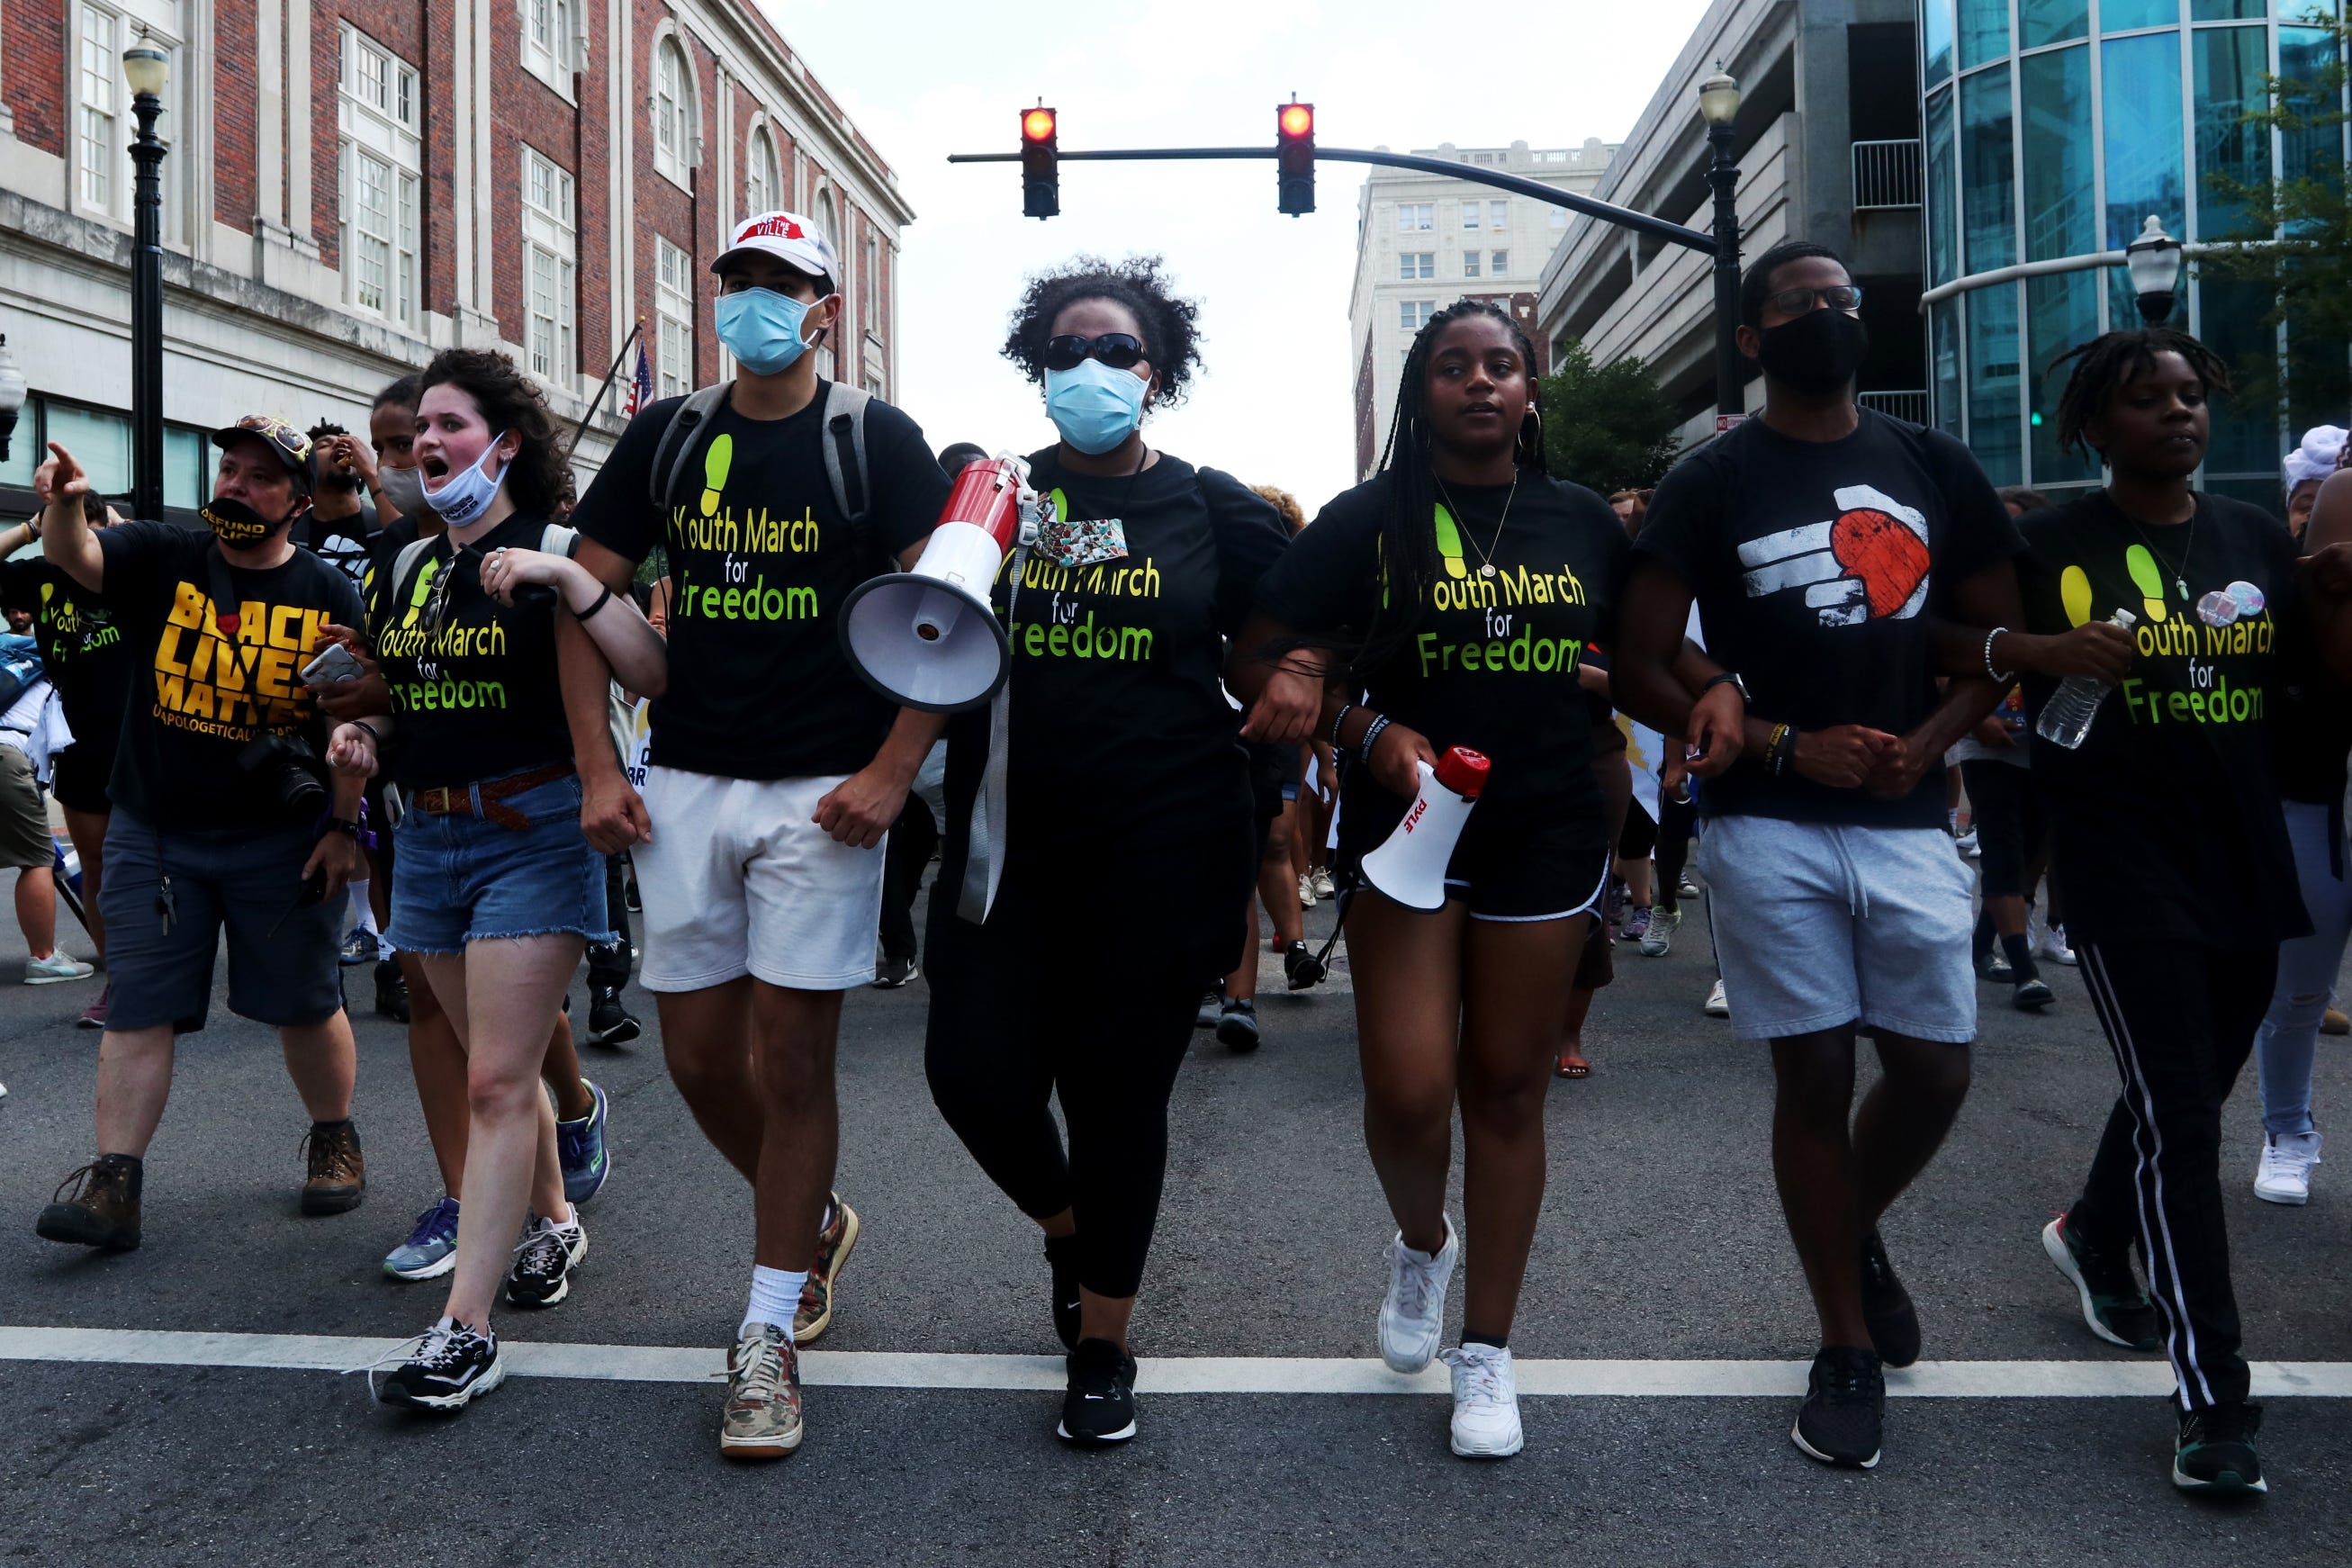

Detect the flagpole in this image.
[572,318,645,454]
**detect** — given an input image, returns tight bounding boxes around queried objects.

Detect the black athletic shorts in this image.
[1338,788,1609,923]
[49,744,113,816]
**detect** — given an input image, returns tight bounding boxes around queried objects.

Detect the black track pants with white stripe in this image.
[2068,940,2277,1412]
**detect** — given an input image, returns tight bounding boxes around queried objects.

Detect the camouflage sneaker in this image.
[300,1121,365,1215]
[793,1194,861,1344]
[35,1154,143,1250]
[719,1323,805,1460]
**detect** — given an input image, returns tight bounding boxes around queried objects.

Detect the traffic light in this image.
[1276,101,1314,216]
[1021,105,1059,220]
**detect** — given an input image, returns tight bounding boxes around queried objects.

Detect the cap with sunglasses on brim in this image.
[211,414,315,491]
[713,211,838,291]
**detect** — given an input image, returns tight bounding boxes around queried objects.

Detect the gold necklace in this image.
[1433,473,1519,580]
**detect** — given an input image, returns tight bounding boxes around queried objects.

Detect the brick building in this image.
[0,0,915,519]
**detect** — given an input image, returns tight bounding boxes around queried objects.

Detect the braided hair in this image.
[1353,298,1548,677]
[2050,327,2232,460]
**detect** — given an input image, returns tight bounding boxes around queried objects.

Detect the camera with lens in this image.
[239,733,329,823]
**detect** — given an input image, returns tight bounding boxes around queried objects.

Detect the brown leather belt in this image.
[411,761,576,831]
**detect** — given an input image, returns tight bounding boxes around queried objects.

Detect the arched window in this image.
[745,127,780,220]
[653,37,693,183]
[815,188,838,260]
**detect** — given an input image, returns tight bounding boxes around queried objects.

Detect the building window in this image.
[2194,25,2272,241]
[1463,203,1481,230]
[653,37,695,184]
[522,0,579,95]
[1399,252,1434,280]
[657,238,695,398]
[2020,44,2094,263]
[1491,249,1509,275]
[1966,282,2023,486]
[2020,0,2087,48]
[76,5,121,212]
[1958,0,2008,69]
[745,127,780,219]
[1400,299,1437,332]
[2101,30,2184,253]
[1490,202,1508,230]
[522,147,576,385]
[863,233,881,337]
[1463,250,1481,278]
[1960,64,2015,274]
[1396,203,1433,231]
[338,25,422,328]
[1925,86,1957,287]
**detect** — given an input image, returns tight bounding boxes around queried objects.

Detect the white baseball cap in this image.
[713,210,838,287]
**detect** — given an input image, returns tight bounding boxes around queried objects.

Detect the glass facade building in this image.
[1920,0,2348,509]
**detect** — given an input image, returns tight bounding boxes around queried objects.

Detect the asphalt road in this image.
[2,866,2348,1566]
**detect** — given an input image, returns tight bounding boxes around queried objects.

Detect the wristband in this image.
[1329,702,1356,749]
[1983,627,2014,683]
[321,817,362,838]
[1702,671,1749,703]
[350,720,384,747]
[578,585,615,622]
[1771,724,1801,777]
[1358,713,1392,762]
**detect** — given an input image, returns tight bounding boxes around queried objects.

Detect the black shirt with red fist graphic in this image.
[1635,409,2022,827]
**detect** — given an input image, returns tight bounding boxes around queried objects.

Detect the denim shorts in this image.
[386,769,613,955]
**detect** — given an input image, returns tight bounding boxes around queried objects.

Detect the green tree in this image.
[1536,339,1682,496]
[2201,17,2352,428]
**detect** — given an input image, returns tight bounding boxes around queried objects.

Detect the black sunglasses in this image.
[1767,284,1863,316]
[1042,333,1149,372]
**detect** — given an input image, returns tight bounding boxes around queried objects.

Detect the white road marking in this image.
[3,1325,2348,1399]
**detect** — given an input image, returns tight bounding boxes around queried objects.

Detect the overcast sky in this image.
[761,0,1716,511]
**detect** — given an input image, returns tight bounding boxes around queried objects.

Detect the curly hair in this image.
[1001,254,1203,408]
[416,348,572,518]
[1250,483,1307,536]
[373,374,423,414]
[2050,327,2232,459]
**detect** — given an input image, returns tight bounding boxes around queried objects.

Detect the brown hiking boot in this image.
[793,1194,861,1343]
[301,1121,365,1215]
[36,1155,143,1250]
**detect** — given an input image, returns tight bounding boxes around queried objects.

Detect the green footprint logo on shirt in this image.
[701,434,733,518]
[2124,544,2167,624]
[1433,504,1468,581]
[399,556,442,629]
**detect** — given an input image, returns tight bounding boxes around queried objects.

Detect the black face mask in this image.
[1754,309,1870,397]
[199,495,297,547]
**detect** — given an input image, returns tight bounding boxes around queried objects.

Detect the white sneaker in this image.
[1441,1342,1524,1458]
[1311,867,1337,900]
[24,952,95,985]
[2033,917,2077,967]
[1378,1218,1458,1374]
[1298,872,1318,909]
[2255,1131,2321,1205]
[1703,978,1730,1018]
[1640,903,1680,958]
[1954,828,1980,859]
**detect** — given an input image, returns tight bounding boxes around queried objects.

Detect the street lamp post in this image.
[1699,68,1744,424]
[122,41,170,521]
[2124,215,2183,327]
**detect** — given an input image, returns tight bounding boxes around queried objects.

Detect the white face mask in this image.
[376,464,427,518]
[421,432,509,527]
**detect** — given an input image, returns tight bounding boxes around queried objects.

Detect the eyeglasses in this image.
[232,414,314,464]
[419,546,474,644]
[1766,285,1863,316]
[1042,333,1149,372]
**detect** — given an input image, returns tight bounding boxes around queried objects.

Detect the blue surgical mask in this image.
[1044,360,1149,455]
[421,433,508,527]
[715,288,818,376]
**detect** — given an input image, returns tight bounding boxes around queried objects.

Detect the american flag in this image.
[622,339,653,417]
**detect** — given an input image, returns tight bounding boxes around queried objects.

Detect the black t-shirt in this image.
[296,502,378,597]
[364,511,576,789]
[569,384,948,779]
[0,553,132,758]
[1635,409,2022,826]
[2018,491,2309,949]
[1255,471,1627,830]
[96,520,363,831]
[941,450,1289,847]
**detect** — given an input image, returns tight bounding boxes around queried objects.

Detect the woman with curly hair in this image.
[331,348,666,1413]
[923,255,1294,1446]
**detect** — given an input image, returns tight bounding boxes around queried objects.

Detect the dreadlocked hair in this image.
[2050,327,2232,459]
[1351,298,1548,680]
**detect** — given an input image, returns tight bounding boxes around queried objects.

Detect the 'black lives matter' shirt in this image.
[1255,471,1628,840]
[2018,491,2308,950]
[96,519,362,831]
[570,384,948,779]
[1635,409,2022,827]
[0,554,132,758]
[941,451,1289,845]
[364,511,575,789]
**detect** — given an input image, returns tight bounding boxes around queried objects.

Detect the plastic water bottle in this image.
[2035,608,2139,750]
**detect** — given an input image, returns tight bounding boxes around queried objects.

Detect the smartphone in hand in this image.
[301,643,365,688]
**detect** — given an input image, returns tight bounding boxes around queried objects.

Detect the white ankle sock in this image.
[743,1266,806,1340]
[349,881,378,934]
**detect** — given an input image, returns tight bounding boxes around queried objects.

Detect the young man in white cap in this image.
[562,212,950,1459]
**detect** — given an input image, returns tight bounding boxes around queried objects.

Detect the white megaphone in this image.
[1357,746,1491,912]
[839,455,1032,711]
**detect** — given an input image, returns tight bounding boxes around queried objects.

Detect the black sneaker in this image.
[1977,950,2014,984]
[1283,940,1324,990]
[1859,1231,1921,1369]
[2013,978,2056,1011]
[1216,996,1261,1053]
[1194,990,1222,1030]
[35,1155,142,1250]
[373,959,410,1023]
[368,1316,504,1411]
[1058,1337,1138,1446]
[1790,1347,1883,1469]
[2041,1214,2162,1351]
[872,953,918,989]
[1044,1232,1083,1352]
[585,985,641,1047]
[505,1213,589,1308]
[2174,1401,2266,1493]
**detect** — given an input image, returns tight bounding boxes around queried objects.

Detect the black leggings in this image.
[879,796,941,963]
[2069,939,2275,1411]
[1960,759,2048,901]
[924,817,1254,1298]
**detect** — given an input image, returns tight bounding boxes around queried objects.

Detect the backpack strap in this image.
[822,381,872,530]
[648,383,733,517]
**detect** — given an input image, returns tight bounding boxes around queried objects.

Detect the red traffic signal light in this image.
[1023,107,1058,143]
[1279,104,1313,140]
[1020,105,1059,220]
[1276,101,1314,216]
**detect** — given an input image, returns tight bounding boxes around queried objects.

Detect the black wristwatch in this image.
[321,817,363,839]
[1703,671,1750,703]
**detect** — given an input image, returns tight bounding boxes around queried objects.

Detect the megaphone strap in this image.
[956,542,1029,924]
